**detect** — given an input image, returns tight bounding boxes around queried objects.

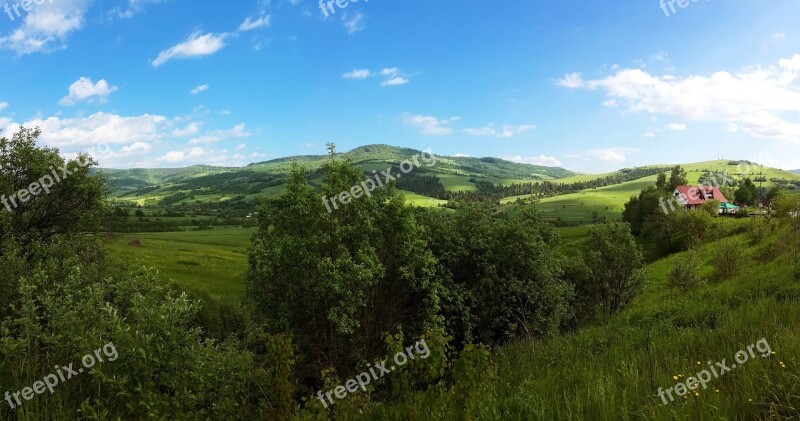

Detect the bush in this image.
[668,251,705,293]
[712,239,745,280]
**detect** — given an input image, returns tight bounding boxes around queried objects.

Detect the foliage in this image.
[419,205,574,344]
[582,223,646,315]
[711,238,745,280]
[668,250,705,293]
[0,127,106,248]
[246,158,441,386]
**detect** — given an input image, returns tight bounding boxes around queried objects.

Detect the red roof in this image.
[675,185,729,205]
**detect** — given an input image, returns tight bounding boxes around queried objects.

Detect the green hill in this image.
[98,144,575,205]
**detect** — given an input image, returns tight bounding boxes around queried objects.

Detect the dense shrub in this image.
[668,251,706,293]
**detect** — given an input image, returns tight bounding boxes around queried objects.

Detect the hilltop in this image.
[97,149,800,221]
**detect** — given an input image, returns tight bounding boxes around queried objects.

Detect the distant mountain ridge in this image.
[793,169,800,174]
[97,144,575,203]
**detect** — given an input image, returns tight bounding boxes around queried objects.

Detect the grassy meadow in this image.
[106,228,253,300]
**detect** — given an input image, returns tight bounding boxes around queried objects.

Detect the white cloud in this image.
[107,0,166,20]
[665,123,686,131]
[382,77,409,86]
[453,153,471,157]
[342,12,365,34]
[190,84,210,94]
[239,14,271,31]
[559,54,800,143]
[0,102,8,111]
[557,72,583,88]
[345,67,411,86]
[151,32,228,67]
[772,32,786,40]
[588,148,637,162]
[506,155,563,167]
[59,77,118,106]
[343,69,372,79]
[0,0,91,54]
[172,122,202,137]
[463,123,535,138]
[403,114,458,136]
[158,147,205,164]
[4,112,170,147]
[188,123,250,144]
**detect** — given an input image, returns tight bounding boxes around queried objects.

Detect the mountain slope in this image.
[98,145,575,202]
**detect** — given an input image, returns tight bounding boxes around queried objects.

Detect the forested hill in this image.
[96,144,575,201]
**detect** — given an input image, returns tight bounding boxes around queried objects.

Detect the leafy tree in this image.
[582,223,646,315]
[0,127,106,247]
[656,173,668,192]
[246,159,441,385]
[623,187,667,236]
[735,178,758,206]
[666,165,688,192]
[419,206,573,344]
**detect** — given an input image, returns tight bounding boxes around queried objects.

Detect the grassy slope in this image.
[106,228,254,300]
[368,222,800,419]
[503,161,800,224]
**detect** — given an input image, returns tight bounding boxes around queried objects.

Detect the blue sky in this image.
[0,0,799,172]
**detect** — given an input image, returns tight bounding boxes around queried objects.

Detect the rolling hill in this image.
[97,148,800,223]
[97,145,575,205]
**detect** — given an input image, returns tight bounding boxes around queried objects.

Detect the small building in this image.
[673,185,729,210]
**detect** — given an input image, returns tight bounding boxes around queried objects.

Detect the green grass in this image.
[369,221,800,419]
[106,228,253,300]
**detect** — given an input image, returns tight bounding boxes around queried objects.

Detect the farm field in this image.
[106,228,253,300]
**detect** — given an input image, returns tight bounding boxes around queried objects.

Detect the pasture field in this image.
[106,228,253,300]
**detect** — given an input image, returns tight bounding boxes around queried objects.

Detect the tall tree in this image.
[582,223,646,315]
[666,165,688,192]
[0,127,106,246]
[246,159,441,385]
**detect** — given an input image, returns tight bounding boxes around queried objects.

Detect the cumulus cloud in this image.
[403,114,459,136]
[3,112,170,147]
[664,123,686,131]
[59,77,118,106]
[188,123,250,144]
[558,54,800,143]
[0,0,92,54]
[506,155,563,167]
[464,123,536,138]
[587,148,638,163]
[0,102,8,111]
[151,32,228,67]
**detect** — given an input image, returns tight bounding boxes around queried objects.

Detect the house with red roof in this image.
[672,185,729,210]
